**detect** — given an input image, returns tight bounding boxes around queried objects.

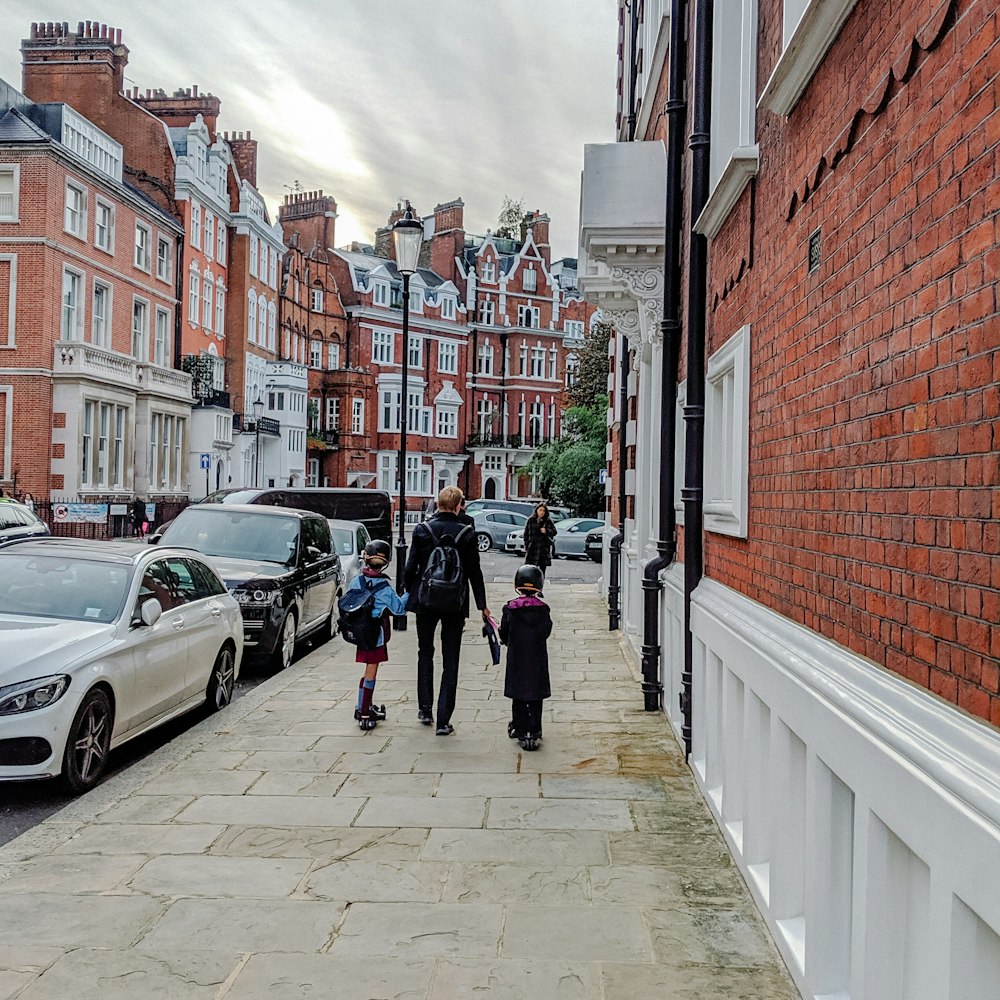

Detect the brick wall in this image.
[700,0,999,724]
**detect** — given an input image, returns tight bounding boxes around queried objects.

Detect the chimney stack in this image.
[22,21,130,102]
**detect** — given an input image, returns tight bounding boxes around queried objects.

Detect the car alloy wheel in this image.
[62,688,113,794]
[273,610,297,671]
[207,645,236,711]
[477,533,492,552]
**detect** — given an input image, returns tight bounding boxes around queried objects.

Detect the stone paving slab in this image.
[0,582,797,999]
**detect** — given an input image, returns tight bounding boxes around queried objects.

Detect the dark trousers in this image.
[511,698,543,737]
[416,611,465,726]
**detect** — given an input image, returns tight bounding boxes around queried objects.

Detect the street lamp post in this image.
[253,396,264,488]
[392,202,423,629]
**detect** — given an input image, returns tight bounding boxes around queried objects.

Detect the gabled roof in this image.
[333,248,445,290]
[0,107,49,143]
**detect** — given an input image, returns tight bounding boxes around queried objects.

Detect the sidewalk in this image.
[0,584,798,999]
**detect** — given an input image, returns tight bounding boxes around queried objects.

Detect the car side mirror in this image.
[138,598,162,627]
[147,533,161,545]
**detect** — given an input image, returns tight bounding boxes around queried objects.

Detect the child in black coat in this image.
[499,564,553,751]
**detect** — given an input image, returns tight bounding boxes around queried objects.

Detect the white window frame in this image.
[267,301,276,352]
[64,180,87,239]
[530,347,545,379]
[436,407,458,438]
[134,222,151,271]
[258,301,268,350]
[379,388,401,432]
[61,266,84,340]
[131,297,149,361]
[440,295,456,320]
[477,343,494,375]
[154,307,171,366]
[437,341,458,374]
[522,266,537,292]
[204,211,215,261]
[311,288,324,312]
[156,235,171,282]
[249,234,258,277]
[694,0,760,239]
[190,201,202,249]
[373,280,388,307]
[189,268,200,326]
[479,299,495,326]
[307,457,319,487]
[328,341,340,370]
[310,340,322,369]
[377,451,398,492]
[760,0,859,115]
[202,275,213,330]
[91,279,111,348]
[94,197,114,253]
[351,397,364,434]
[405,455,431,495]
[408,334,422,369]
[0,164,20,222]
[704,326,750,537]
[247,292,257,344]
[372,329,394,365]
[481,260,495,283]
[409,287,423,314]
[215,282,225,333]
[326,396,340,431]
[217,222,226,261]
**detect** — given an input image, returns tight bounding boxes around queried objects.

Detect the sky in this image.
[0,0,619,260]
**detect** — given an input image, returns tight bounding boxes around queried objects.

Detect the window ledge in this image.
[759,0,859,116]
[693,147,759,239]
[705,506,747,538]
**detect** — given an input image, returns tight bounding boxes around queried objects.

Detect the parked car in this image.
[0,539,243,792]
[465,499,571,521]
[585,529,604,563]
[505,517,606,559]
[199,487,392,542]
[328,518,371,587]
[0,500,49,546]
[472,510,529,551]
[155,504,342,670]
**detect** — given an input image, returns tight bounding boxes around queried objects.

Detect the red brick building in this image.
[0,78,187,500]
[581,0,999,994]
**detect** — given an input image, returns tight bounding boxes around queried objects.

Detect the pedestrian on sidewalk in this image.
[347,539,409,730]
[130,496,147,539]
[524,503,558,578]
[404,485,490,735]
[499,564,552,751]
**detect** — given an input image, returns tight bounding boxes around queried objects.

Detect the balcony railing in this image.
[0,192,14,219]
[234,413,281,436]
[193,388,231,409]
[467,432,546,450]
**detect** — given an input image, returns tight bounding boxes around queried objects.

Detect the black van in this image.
[202,488,392,542]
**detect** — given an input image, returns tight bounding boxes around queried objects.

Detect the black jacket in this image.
[404,511,487,618]
[524,516,558,568]
[500,596,552,700]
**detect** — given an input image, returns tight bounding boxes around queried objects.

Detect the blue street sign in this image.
[599,467,607,484]
[200,453,211,470]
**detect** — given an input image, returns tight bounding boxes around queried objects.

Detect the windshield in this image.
[0,554,129,623]
[330,528,354,557]
[161,509,300,565]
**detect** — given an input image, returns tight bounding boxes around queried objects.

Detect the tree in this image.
[568,319,612,409]
[495,195,526,240]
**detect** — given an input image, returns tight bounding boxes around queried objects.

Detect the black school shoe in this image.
[519,733,539,751]
[508,721,520,740]
[435,723,455,736]
[358,716,378,731]
[355,705,387,722]
[417,709,434,725]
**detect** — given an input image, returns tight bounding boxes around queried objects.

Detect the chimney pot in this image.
[193,84,198,96]
[77,21,84,36]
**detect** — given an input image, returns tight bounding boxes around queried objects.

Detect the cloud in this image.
[0,0,617,258]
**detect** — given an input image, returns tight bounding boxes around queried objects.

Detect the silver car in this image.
[0,539,243,793]
[472,510,529,551]
[328,519,371,587]
[506,517,606,559]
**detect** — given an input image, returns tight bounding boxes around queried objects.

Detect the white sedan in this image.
[0,539,243,793]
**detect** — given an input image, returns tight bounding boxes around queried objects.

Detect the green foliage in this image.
[568,320,612,409]
[495,195,526,240]
[526,398,608,516]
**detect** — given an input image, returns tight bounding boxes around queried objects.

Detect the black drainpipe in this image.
[680,0,713,756]
[608,0,641,632]
[640,0,688,711]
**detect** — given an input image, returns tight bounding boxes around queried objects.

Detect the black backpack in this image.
[418,522,470,612]
[337,578,390,649]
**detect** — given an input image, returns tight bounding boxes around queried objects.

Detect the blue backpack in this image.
[338,578,390,650]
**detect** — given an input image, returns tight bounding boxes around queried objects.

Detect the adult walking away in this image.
[404,486,490,735]
[524,503,558,575]
[130,496,147,539]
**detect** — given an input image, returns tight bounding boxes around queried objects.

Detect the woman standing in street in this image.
[523,503,558,577]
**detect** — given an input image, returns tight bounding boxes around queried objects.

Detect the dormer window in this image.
[441,296,456,320]
[523,267,537,292]
[409,288,423,313]
[481,261,496,283]
[373,281,388,307]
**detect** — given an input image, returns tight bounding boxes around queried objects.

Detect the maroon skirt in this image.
[356,645,389,665]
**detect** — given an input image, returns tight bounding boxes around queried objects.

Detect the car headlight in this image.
[229,587,280,606]
[0,675,71,716]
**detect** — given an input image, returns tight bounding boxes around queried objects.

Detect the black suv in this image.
[155,504,342,670]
